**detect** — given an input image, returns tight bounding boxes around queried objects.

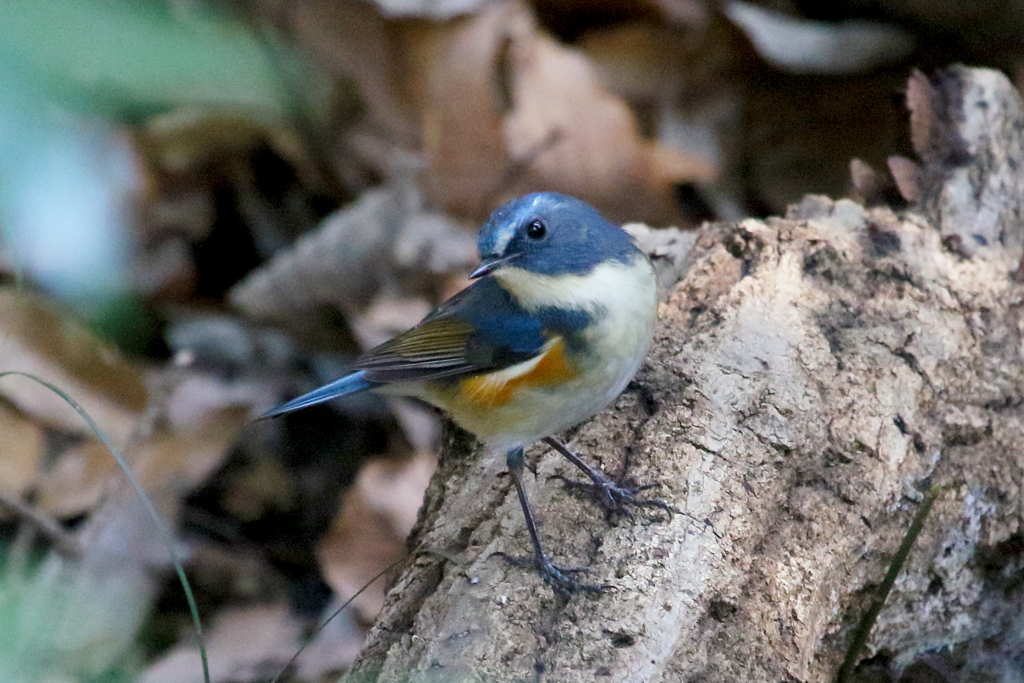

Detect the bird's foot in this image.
[501,553,606,600]
[553,474,675,522]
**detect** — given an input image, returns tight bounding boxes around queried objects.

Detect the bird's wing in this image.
[356,278,569,383]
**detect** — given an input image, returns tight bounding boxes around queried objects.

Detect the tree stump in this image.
[340,66,1024,683]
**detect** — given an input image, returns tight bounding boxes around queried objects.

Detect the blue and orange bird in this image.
[263,192,665,597]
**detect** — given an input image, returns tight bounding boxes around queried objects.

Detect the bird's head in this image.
[471,193,638,279]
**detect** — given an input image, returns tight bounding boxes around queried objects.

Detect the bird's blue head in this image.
[471,193,638,279]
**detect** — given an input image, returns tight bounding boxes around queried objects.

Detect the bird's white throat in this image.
[493,256,656,316]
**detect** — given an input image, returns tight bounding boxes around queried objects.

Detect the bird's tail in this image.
[260,370,375,419]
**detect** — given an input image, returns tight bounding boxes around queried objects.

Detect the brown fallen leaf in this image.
[403,0,709,225]
[401,0,521,219]
[228,184,477,330]
[581,21,688,103]
[137,110,308,183]
[0,288,147,445]
[0,402,44,505]
[906,68,938,161]
[849,157,908,208]
[850,157,884,203]
[34,406,248,518]
[502,20,703,225]
[887,155,923,204]
[316,451,436,621]
[140,600,365,683]
[140,602,364,683]
[287,0,415,144]
[140,604,299,683]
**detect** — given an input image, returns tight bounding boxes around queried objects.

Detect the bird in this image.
[262,191,664,598]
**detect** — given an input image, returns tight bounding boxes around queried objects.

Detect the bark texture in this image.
[340,67,1024,683]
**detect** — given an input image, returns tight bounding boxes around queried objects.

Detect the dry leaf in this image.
[578,17,739,200]
[138,110,308,181]
[139,601,364,683]
[579,21,708,107]
[139,604,300,683]
[906,68,937,161]
[405,0,707,225]
[0,402,44,502]
[316,452,435,620]
[724,1,913,75]
[229,185,477,327]
[849,157,883,202]
[35,406,248,518]
[0,288,147,445]
[402,0,523,219]
[218,454,294,523]
[388,398,442,455]
[288,0,415,143]
[161,370,268,430]
[850,157,907,207]
[501,9,706,224]
[887,155,923,204]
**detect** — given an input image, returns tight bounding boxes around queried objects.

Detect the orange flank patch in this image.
[460,339,577,408]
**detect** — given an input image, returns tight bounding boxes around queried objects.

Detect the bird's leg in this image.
[543,436,674,520]
[503,447,604,600]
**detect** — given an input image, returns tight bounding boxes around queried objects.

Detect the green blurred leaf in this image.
[0,0,315,119]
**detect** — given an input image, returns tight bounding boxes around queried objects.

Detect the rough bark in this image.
[340,66,1024,683]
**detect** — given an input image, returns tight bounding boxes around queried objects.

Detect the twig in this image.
[0,491,83,559]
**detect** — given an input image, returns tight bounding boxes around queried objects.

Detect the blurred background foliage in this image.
[0,0,1023,681]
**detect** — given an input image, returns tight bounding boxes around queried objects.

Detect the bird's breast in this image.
[421,253,658,451]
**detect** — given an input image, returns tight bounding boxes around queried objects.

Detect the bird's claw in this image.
[501,553,606,600]
[553,475,675,521]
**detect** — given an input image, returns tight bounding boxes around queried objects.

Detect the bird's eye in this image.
[525,219,547,240]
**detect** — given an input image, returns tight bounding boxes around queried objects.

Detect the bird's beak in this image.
[470,254,516,279]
